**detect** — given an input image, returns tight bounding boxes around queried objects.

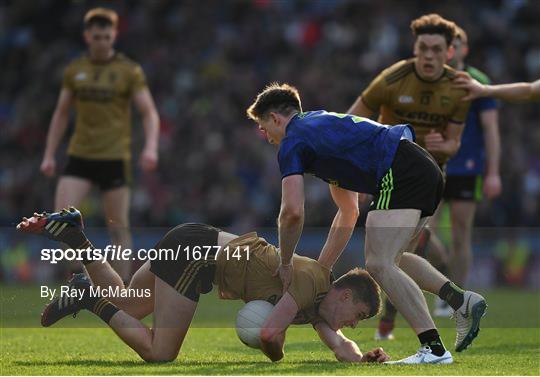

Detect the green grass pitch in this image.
[1,287,539,375]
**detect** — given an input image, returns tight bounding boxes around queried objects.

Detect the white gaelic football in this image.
[235,300,274,349]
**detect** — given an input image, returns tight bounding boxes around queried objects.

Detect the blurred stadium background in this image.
[1,0,539,289]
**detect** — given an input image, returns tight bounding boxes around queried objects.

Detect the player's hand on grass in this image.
[453,71,486,101]
[424,129,445,153]
[360,347,389,363]
[273,261,293,294]
[40,156,56,177]
[483,174,502,199]
[140,147,158,173]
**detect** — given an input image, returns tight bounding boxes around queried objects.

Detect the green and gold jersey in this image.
[214,232,331,325]
[361,58,471,164]
[62,53,147,160]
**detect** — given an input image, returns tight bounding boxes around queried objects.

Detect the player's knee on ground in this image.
[140,347,178,363]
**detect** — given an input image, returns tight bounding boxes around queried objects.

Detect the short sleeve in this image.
[278,139,314,179]
[130,64,148,94]
[361,71,389,112]
[62,64,75,91]
[287,270,316,311]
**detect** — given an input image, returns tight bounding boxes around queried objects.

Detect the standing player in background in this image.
[40,8,160,283]
[347,14,470,340]
[431,26,501,316]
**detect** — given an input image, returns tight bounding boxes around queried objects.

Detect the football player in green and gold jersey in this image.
[18,208,388,364]
[40,8,160,282]
[348,14,474,344]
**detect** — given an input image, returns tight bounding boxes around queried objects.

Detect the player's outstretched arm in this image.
[260,293,298,362]
[318,185,359,269]
[454,72,540,102]
[277,175,305,292]
[314,321,389,363]
[133,88,160,173]
[41,88,73,177]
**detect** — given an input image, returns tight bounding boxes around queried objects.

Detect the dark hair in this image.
[333,267,381,318]
[84,8,118,29]
[246,82,302,121]
[454,25,468,45]
[410,13,457,46]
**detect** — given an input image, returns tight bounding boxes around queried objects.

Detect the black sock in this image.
[382,298,398,322]
[83,291,120,324]
[418,329,446,356]
[62,235,98,266]
[61,228,90,250]
[438,281,465,311]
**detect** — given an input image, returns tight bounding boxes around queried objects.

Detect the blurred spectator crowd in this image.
[1,0,539,233]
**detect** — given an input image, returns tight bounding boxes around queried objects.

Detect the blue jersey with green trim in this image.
[278,111,414,194]
[447,66,497,176]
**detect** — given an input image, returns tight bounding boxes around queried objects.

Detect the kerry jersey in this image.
[214,232,331,325]
[62,52,148,160]
[361,58,470,164]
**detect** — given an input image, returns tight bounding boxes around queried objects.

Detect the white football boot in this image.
[384,345,453,365]
[454,290,487,352]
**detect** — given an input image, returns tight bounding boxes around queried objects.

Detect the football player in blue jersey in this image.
[247,83,488,364]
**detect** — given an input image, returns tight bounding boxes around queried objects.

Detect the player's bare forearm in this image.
[260,293,297,362]
[279,175,305,264]
[455,73,539,102]
[44,110,69,158]
[334,340,363,362]
[485,82,534,102]
[481,110,500,176]
[314,322,362,362]
[44,89,73,158]
[481,109,502,198]
[278,208,304,264]
[260,330,285,362]
[318,185,358,268]
[134,88,160,153]
[142,110,160,152]
[318,209,357,269]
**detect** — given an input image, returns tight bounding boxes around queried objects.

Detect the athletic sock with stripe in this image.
[418,329,446,356]
[438,281,465,311]
[82,291,120,324]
